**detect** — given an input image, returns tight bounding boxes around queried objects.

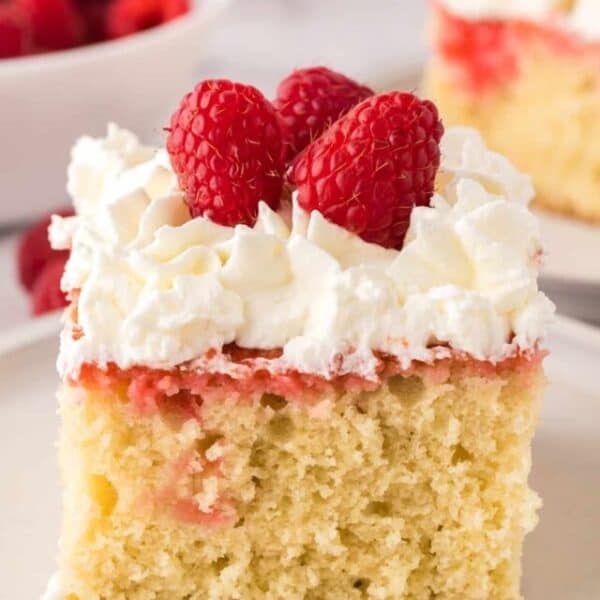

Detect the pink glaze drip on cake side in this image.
[72,345,546,418]
[434,3,600,94]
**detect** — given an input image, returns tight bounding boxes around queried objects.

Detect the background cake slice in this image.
[49,72,554,599]
[425,0,600,223]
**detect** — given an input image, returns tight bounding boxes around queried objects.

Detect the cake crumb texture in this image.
[425,43,600,222]
[58,369,543,599]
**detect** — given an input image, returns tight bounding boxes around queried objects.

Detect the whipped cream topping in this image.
[51,124,554,380]
[438,0,600,41]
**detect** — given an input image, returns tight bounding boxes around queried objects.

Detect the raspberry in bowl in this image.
[0,0,229,225]
[16,208,73,316]
[0,0,192,60]
[44,69,554,599]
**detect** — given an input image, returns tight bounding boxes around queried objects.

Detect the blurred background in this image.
[0,0,598,329]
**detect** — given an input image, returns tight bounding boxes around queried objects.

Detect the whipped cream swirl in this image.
[51,124,554,380]
[438,0,600,41]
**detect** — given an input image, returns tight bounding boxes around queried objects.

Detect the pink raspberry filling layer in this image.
[434,3,600,94]
[72,345,546,418]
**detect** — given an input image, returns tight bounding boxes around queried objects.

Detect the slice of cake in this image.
[425,0,600,222]
[46,71,554,599]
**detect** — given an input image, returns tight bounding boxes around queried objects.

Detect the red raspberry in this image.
[75,0,108,43]
[167,79,285,227]
[106,0,189,38]
[274,66,374,162]
[19,0,83,51]
[0,6,30,58]
[32,255,69,316]
[291,92,444,249]
[17,209,73,292]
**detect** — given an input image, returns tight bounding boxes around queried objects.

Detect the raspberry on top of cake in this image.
[50,70,553,385]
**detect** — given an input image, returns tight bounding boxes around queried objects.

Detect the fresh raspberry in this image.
[19,0,83,50]
[106,0,189,38]
[75,0,108,43]
[274,66,374,162]
[167,79,285,227]
[17,209,73,292]
[291,92,444,249]
[32,255,69,316]
[0,6,30,58]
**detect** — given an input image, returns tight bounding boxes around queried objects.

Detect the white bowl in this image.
[0,0,229,225]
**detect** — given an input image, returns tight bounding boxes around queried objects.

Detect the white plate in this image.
[1,316,599,600]
[539,212,600,285]
[537,212,600,324]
